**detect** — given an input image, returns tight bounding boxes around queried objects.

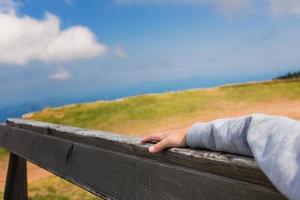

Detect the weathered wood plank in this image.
[7,118,272,187]
[4,153,28,200]
[0,122,286,200]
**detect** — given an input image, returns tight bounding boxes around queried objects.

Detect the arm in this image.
[187,114,253,156]
[142,113,300,200]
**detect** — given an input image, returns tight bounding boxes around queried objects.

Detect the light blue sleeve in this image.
[187,113,300,200]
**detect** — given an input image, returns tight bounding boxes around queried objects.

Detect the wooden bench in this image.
[0,118,286,200]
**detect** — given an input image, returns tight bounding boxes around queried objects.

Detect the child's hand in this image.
[141,128,188,153]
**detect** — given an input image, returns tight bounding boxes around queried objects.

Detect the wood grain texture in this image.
[0,119,287,199]
[4,153,28,200]
[6,118,271,187]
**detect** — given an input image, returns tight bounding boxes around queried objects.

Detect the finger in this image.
[141,134,163,143]
[149,139,170,153]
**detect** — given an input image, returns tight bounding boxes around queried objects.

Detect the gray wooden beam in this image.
[6,118,272,187]
[4,153,28,200]
[0,119,286,200]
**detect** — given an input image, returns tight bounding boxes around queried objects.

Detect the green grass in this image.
[29,80,300,135]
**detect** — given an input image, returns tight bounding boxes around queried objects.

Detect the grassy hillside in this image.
[27,80,300,136]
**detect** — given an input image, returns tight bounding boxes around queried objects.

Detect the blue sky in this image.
[1,0,300,108]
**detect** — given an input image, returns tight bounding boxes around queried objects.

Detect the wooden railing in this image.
[0,118,286,200]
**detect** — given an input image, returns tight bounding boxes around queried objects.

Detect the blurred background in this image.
[0,0,300,199]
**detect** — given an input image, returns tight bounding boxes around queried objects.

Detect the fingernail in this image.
[149,146,155,153]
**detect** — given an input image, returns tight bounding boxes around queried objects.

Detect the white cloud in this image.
[0,11,106,65]
[48,68,71,81]
[269,0,300,16]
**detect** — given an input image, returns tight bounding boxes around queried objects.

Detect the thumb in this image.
[149,139,169,153]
